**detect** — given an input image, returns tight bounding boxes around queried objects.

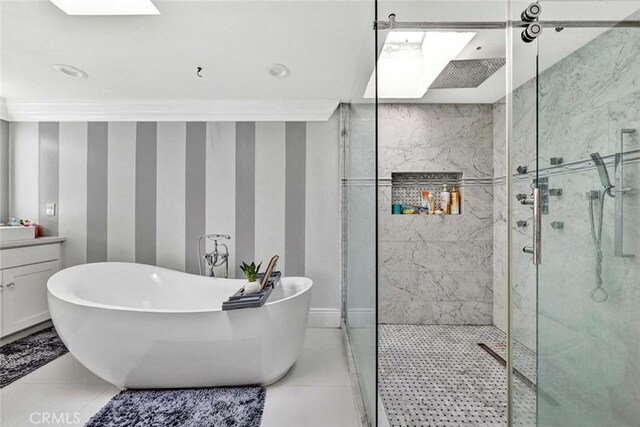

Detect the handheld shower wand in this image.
[590,153,615,197]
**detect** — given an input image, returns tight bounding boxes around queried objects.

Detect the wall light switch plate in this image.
[45,203,56,216]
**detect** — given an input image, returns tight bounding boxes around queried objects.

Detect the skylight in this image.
[50,0,160,16]
[364,31,476,99]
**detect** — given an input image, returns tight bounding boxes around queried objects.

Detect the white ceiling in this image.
[0,1,375,103]
[1,0,639,111]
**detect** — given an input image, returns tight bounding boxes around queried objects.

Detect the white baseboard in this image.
[1,320,53,345]
[308,308,341,328]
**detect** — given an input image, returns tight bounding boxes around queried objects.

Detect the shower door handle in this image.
[523,188,542,264]
[533,187,542,265]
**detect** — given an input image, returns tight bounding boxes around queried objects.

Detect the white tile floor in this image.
[1,328,361,427]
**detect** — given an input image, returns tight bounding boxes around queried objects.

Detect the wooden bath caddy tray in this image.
[222,271,282,311]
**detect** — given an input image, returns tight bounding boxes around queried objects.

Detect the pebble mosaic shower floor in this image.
[378,325,535,427]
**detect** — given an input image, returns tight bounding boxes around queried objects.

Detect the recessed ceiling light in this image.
[53,64,88,79]
[50,0,160,16]
[364,31,476,99]
[267,64,291,79]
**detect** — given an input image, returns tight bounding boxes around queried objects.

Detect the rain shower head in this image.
[590,152,612,189]
[429,58,505,89]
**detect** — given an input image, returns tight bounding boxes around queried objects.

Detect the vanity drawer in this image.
[0,244,61,270]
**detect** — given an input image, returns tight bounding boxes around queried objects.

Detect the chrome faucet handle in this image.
[218,243,229,258]
[206,234,231,241]
[198,234,232,277]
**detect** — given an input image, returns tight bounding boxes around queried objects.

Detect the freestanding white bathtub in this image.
[47,262,312,389]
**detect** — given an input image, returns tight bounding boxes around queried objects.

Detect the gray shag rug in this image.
[0,326,68,388]
[86,387,266,427]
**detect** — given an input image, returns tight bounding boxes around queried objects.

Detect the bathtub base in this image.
[118,366,293,391]
[261,366,293,387]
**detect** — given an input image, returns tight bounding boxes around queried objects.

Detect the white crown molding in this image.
[308,308,341,328]
[3,99,340,122]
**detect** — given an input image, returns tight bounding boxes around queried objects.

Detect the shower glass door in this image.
[343,0,377,422]
[527,2,640,425]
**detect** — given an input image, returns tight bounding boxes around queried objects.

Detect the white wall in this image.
[9,122,39,222]
[306,114,342,323]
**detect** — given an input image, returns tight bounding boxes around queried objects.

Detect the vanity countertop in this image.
[0,236,66,250]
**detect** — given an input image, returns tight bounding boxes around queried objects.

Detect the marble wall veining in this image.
[378,104,495,325]
[535,24,640,425]
[492,99,508,336]
[377,104,494,180]
[495,19,640,427]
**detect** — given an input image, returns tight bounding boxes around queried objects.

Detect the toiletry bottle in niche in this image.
[427,193,435,214]
[450,186,460,215]
[420,191,429,209]
[440,184,451,214]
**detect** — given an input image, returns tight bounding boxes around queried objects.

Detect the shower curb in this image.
[341,320,372,427]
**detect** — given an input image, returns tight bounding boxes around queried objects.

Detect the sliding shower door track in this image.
[374,19,640,31]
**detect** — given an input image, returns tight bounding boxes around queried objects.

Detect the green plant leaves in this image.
[239,261,262,282]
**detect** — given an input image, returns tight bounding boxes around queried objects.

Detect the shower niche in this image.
[391,172,462,214]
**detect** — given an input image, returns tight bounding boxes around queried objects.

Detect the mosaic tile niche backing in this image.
[391,172,463,209]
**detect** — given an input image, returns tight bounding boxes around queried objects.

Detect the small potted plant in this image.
[240,261,262,294]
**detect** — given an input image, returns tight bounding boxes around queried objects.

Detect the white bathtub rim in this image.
[47,262,313,314]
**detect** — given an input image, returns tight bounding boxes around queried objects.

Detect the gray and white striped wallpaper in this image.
[0,120,9,224]
[2,114,341,315]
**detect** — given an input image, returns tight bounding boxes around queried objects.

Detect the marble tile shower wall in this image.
[378,104,495,325]
[492,99,508,336]
[492,80,539,348]
[492,23,640,426]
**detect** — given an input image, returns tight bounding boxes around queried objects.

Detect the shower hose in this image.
[588,189,609,303]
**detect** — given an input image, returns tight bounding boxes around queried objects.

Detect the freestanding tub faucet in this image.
[198,234,231,278]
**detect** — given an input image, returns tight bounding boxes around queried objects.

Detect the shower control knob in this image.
[6,282,15,289]
[517,193,534,205]
[516,165,528,174]
[521,3,542,22]
[550,157,564,165]
[521,23,543,43]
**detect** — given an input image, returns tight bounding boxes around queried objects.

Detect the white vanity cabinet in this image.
[0,238,64,337]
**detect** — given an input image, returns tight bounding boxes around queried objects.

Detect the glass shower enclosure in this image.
[524,3,640,426]
[363,0,640,426]
[510,1,640,425]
